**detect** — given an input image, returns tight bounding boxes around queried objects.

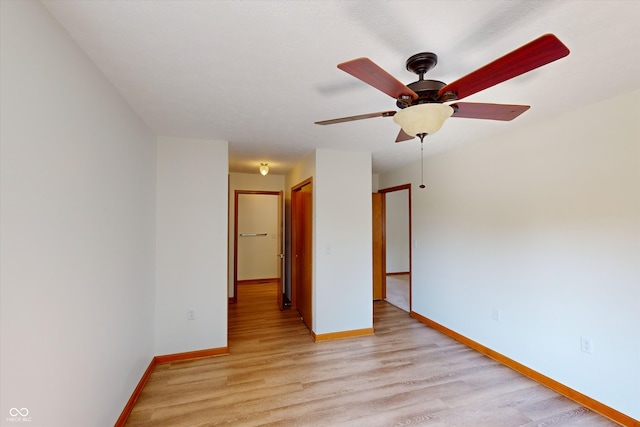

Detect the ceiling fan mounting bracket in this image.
[406,52,438,77]
[397,52,450,108]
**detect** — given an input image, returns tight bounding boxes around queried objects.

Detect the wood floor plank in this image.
[125,282,617,426]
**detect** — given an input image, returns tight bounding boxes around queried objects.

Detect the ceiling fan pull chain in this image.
[419,133,426,189]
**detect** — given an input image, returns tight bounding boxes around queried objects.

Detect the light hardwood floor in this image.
[385,274,410,312]
[125,282,617,426]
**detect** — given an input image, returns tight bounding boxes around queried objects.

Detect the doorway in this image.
[233,190,284,308]
[374,184,412,312]
[291,178,313,330]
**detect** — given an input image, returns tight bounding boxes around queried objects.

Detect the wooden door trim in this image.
[233,190,282,304]
[378,184,412,311]
[290,177,312,320]
[379,184,411,194]
[291,177,312,192]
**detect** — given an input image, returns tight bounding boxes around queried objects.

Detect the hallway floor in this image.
[384,273,410,312]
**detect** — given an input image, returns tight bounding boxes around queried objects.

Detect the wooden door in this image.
[277,191,284,310]
[292,179,312,330]
[372,192,385,300]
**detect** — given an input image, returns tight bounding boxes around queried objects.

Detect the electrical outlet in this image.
[187,308,196,320]
[581,336,593,354]
[492,308,501,321]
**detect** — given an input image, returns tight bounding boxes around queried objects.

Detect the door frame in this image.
[378,184,412,311]
[290,177,312,327]
[233,190,283,304]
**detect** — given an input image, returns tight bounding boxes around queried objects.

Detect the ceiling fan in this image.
[315,34,570,144]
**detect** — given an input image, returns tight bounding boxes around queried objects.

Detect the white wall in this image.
[380,90,640,419]
[228,173,285,297]
[314,149,373,334]
[0,2,156,426]
[385,189,410,273]
[284,150,373,335]
[155,137,228,355]
[230,172,285,191]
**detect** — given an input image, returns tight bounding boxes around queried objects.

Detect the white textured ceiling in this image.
[42,0,640,175]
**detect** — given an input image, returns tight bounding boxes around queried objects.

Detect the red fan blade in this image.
[315,110,396,125]
[395,129,414,142]
[439,34,570,100]
[451,102,530,121]
[338,58,418,100]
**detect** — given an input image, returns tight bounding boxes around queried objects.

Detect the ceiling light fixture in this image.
[392,103,454,143]
[259,163,269,176]
[392,103,453,190]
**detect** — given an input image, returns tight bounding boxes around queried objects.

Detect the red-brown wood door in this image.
[292,179,312,330]
[372,192,385,301]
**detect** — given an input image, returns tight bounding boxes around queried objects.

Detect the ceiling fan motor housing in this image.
[406,52,438,75]
[397,79,447,109]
